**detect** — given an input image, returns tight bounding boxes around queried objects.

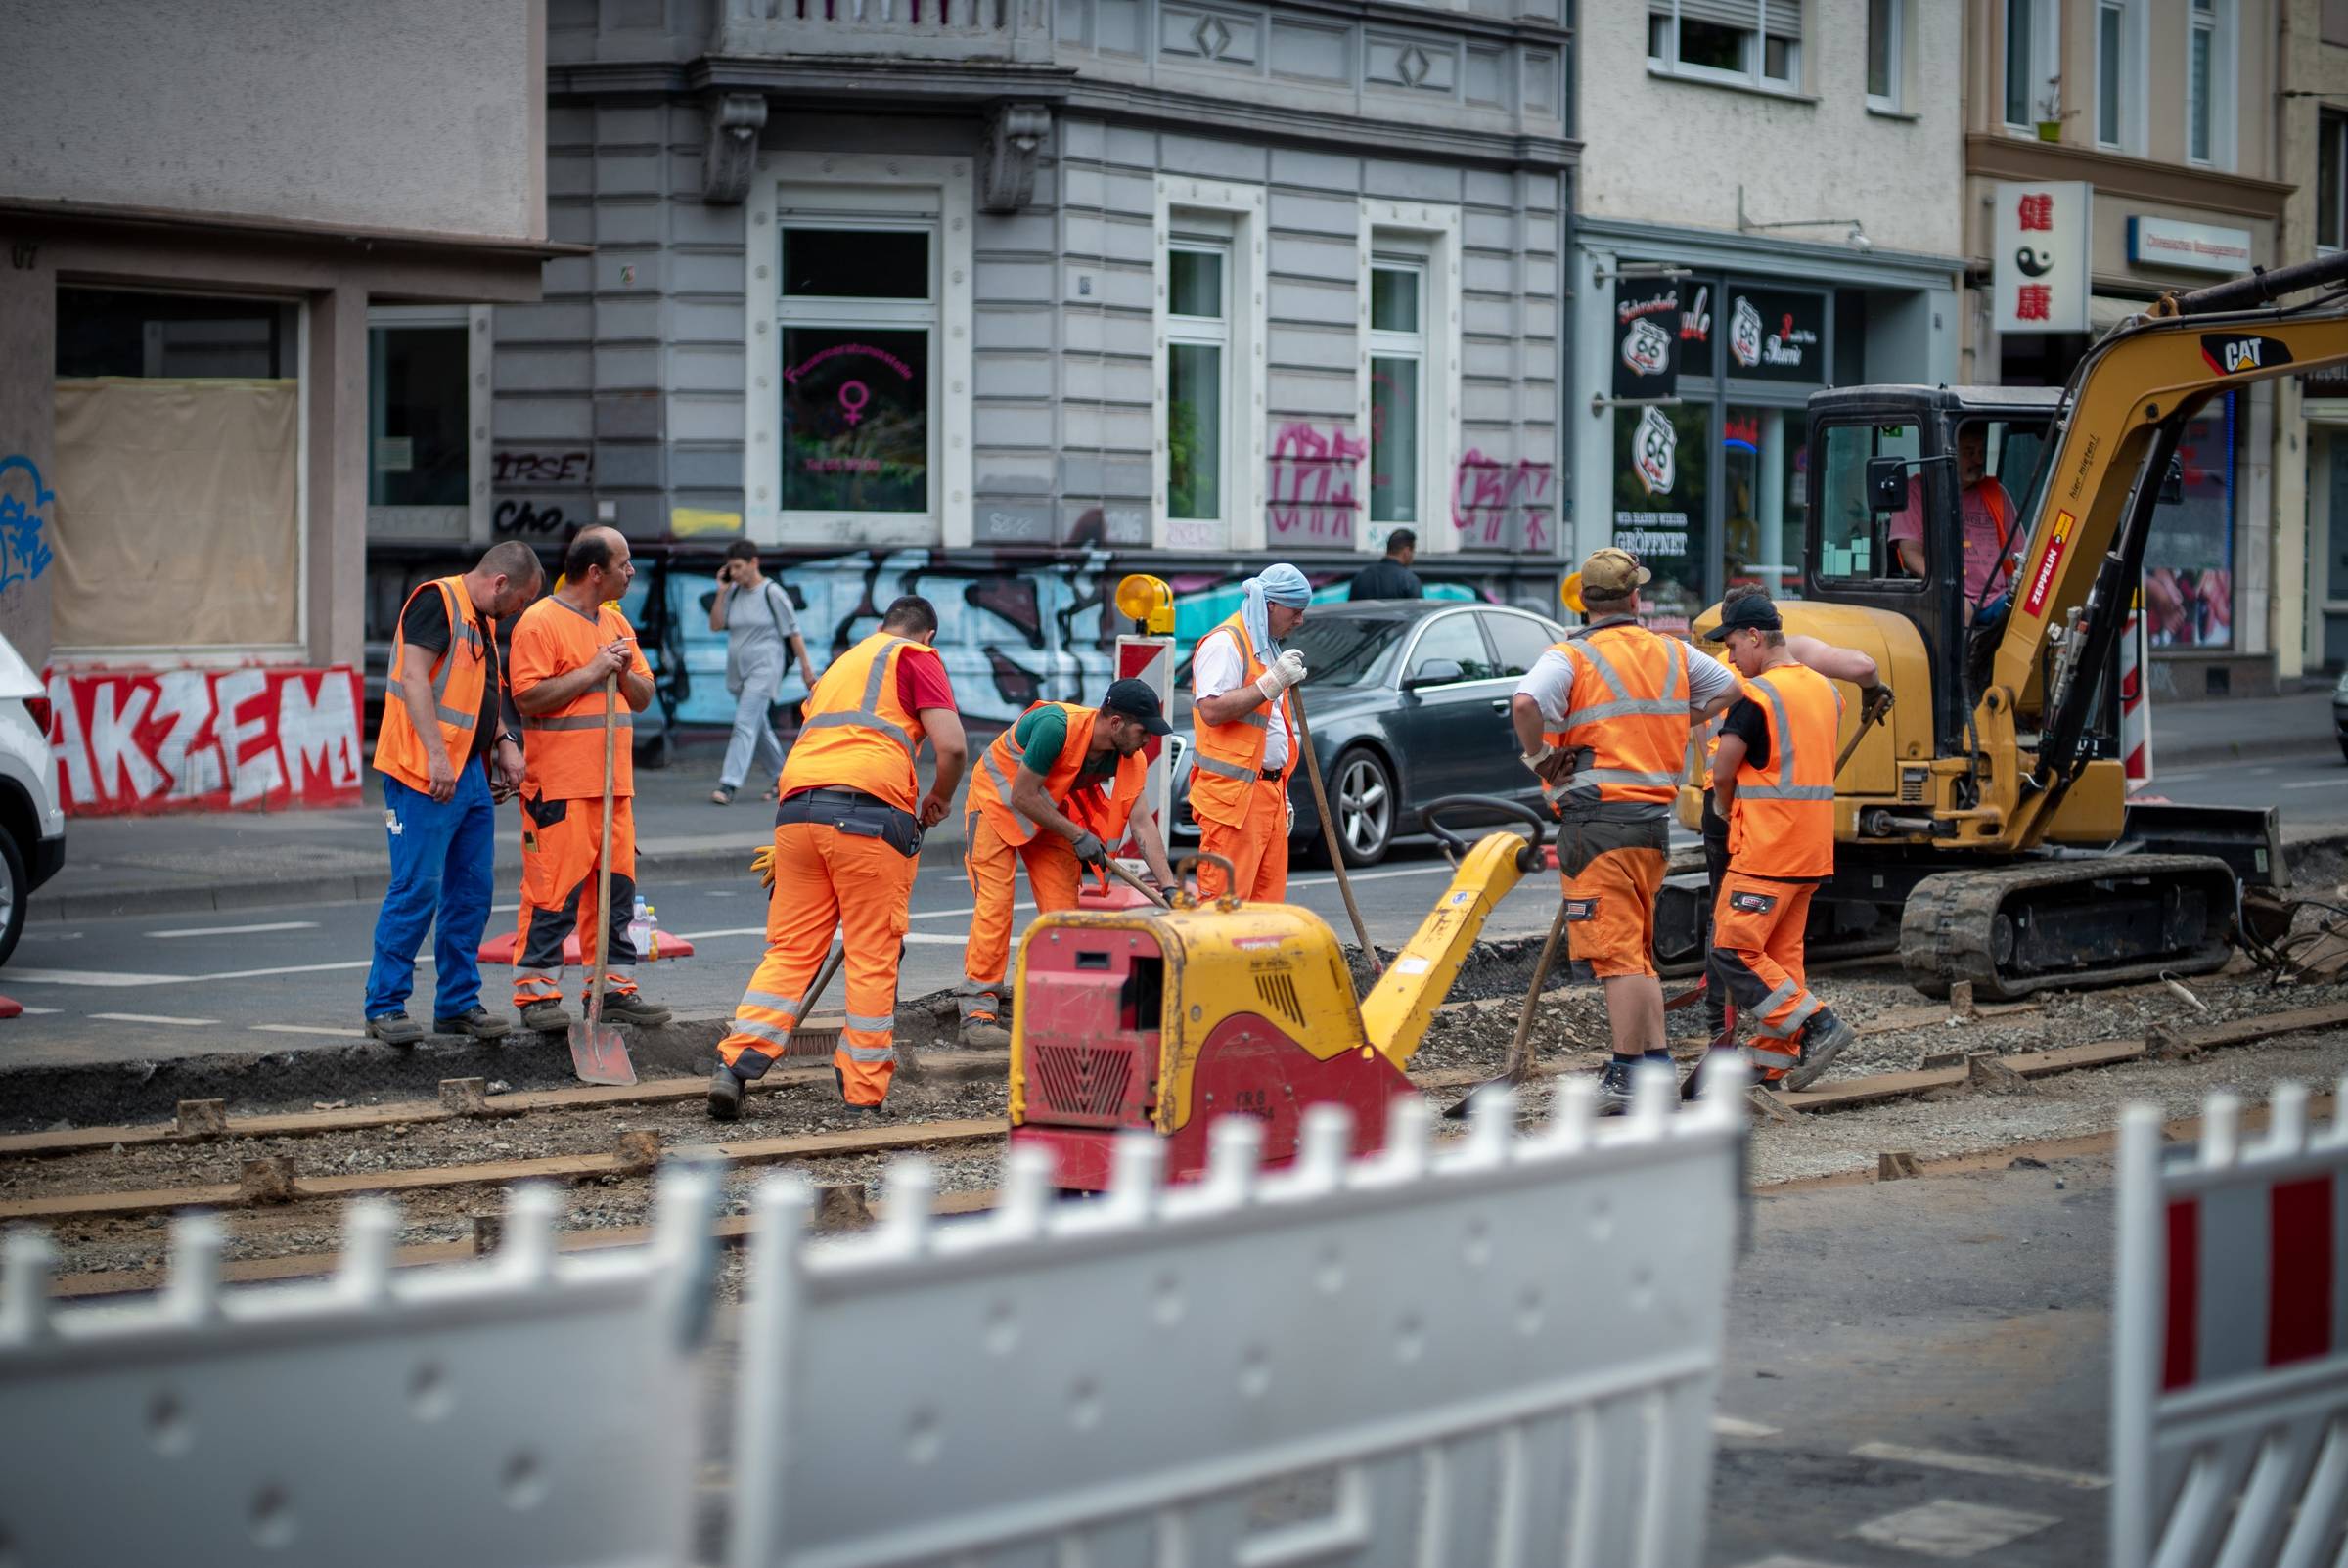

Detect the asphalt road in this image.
[2139,748,2348,835]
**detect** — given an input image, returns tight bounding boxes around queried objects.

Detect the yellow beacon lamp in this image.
[1559,571,1585,615]
[1116,572,1174,635]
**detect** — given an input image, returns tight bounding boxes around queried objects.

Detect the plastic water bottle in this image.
[628,896,654,961]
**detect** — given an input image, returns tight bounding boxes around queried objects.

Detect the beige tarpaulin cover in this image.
[52,378,300,650]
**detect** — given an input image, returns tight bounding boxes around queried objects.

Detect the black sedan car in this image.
[1166,599,1570,865]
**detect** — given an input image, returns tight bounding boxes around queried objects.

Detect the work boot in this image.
[960,1017,1011,1050]
[433,1006,511,1042]
[706,1064,745,1122]
[1783,1010,1857,1092]
[595,992,673,1028]
[1592,1058,1638,1118]
[519,999,572,1033]
[365,1011,424,1047]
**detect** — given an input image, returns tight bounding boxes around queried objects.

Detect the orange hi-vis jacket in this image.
[777,631,936,813]
[376,576,490,794]
[1187,611,1292,829]
[967,701,1147,848]
[1726,662,1842,879]
[1540,619,1691,814]
[510,597,653,801]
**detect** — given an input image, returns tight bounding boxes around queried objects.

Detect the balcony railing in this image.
[711,0,1054,64]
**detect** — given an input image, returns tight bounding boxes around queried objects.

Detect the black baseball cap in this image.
[1102,677,1173,736]
[1701,593,1783,641]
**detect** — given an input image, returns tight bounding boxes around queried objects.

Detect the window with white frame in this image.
[1866,0,1901,112]
[1368,257,1425,529]
[2321,111,2347,254]
[775,214,936,517]
[368,305,487,543]
[1646,1,1800,93]
[2094,0,2145,153]
[2003,0,2061,132]
[1165,237,1230,528]
[2186,0,2235,168]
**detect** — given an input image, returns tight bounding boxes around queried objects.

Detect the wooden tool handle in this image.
[590,673,617,1024]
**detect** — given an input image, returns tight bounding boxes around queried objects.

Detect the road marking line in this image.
[89,1012,221,1027]
[2160,770,2207,782]
[1288,864,1457,889]
[147,920,320,939]
[199,961,378,981]
[1732,1556,1861,1568]
[5,967,189,987]
[1711,1415,1782,1439]
[673,927,766,941]
[492,902,520,913]
[1851,1500,2060,1558]
[2282,777,2343,790]
[903,932,970,945]
[1850,1442,2106,1490]
[252,1024,369,1039]
[12,1006,59,1015]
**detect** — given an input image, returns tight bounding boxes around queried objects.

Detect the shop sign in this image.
[1679,279,1714,362]
[1611,277,1681,401]
[1993,181,2092,334]
[1725,286,1825,382]
[2127,216,2254,277]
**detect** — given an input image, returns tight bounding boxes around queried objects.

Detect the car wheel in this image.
[0,824,27,968]
[1326,747,1395,868]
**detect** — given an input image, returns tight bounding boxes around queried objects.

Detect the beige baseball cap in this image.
[1580,548,1652,597]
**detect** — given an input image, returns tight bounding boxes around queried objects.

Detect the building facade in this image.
[1569,0,1967,635]
[384,0,1575,731]
[0,0,560,813]
[2283,0,2348,675]
[1962,0,2296,696]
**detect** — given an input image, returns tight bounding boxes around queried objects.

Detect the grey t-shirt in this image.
[723,579,797,693]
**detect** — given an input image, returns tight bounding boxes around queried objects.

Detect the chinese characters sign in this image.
[1992,181,2091,335]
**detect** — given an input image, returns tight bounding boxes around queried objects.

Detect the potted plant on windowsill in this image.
[2034,85,2075,143]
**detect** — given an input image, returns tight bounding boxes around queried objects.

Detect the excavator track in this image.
[1899,853,2241,1002]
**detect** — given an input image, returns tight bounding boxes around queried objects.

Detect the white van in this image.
[0,632,65,965]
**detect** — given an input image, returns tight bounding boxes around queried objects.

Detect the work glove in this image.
[750,843,776,893]
[1254,649,1308,701]
[1069,831,1108,869]
[1519,742,1558,777]
[1859,682,1895,716]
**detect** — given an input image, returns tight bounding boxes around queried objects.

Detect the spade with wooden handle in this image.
[568,672,637,1086]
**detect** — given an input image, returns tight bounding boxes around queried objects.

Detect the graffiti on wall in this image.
[47,666,364,817]
[491,450,591,486]
[492,448,591,539]
[1450,450,1555,553]
[1266,423,1367,547]
[0,456,56,593]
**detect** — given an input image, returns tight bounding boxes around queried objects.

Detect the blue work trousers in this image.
[365,762,497,1020]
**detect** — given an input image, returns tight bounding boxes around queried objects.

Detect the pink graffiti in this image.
[1267,423,1368,545]
[1451,450,1555,552]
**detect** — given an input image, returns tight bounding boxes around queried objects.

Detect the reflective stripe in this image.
[980,746,1037,835]
[1194,753,1259,783]
[525,710,636,731]
[799,705,916,754]
[955,977,997,995]
[1751,978,1798,1021]
[843,1043,896,1063]
[434,704,474,727]
[1755,993,1823,1041]
[1737,677,1837,801]
[1569,638,1634,700]
[1239,710,1270,730]
[1561,696,1689,725]
[728,1017,798,1050]
[739,988,802,1017]
[845,1010,895,1034]
[958,995,996,1019]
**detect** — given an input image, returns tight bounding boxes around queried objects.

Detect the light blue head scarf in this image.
[1241,563,1311,662]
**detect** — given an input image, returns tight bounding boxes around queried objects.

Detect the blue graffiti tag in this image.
[0,456,56,594]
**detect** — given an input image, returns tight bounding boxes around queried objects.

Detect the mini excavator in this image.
[1670,250,2348,1001]
[1009,799,1545,1188]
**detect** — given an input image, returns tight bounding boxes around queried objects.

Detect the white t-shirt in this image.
[1193,629,1290,772]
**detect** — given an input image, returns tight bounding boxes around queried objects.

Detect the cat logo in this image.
[2199,334,2293,377]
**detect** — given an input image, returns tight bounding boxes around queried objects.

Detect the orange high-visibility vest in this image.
[376,575,490,795]
[778,630,936,813]
[1187,611,1291,829]
[1726,663,1842,878]
[1540,620,1691,813]
[968,701,1146,847]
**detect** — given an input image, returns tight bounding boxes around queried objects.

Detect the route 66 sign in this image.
[1729,296,1764,371]
[1633,405,1677,497]
[1621,316,1672,380]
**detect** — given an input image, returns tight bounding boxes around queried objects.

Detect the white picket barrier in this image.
[732,1060,1749,1568]
[0,1167,720,1568]
[2111,1082,2348,1568]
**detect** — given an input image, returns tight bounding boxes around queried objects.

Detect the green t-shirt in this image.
[1014,705,1117,784]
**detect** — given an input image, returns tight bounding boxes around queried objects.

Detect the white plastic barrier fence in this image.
[0,1167,720,1568]
[2111,1082,2348,1568]
[732,1060,1748,1568]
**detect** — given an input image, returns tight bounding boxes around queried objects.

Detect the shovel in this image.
[1103,856,1172,910]
[1443,896,1572,1120]
[569,673,637,1086]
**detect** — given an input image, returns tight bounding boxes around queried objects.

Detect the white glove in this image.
[1519,743,1558,776]
[1254,649,1307,701]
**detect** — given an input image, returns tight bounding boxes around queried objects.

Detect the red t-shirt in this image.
[896,647,955,716]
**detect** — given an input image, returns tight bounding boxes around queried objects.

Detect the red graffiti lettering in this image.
[1450,450,1555,551]
[1266,423,1369,545]
[45,666,364,817]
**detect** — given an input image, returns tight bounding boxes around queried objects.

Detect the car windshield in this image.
[1176,616,1412,692]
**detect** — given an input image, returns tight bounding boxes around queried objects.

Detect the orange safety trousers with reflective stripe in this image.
[1709,872,1819,1078]
[511,793,641,1005]
[1725,664,1841,880]
[777,631,933,813]
[1187,613,1290,830]
[1197,781,1289,904]
[376,576,489,795]
[717,821,915,1104]
[957,816,1082,1024]
[1540,621,1691,815]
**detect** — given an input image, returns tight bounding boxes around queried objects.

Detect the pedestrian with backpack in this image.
[708,539,815,804]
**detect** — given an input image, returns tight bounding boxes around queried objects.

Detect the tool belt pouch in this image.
[777,790,924,859]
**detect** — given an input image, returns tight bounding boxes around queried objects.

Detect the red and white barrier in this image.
[2120,592,2153,787]
[2112,1082,2348,1567]
[45,665,365,817]
[1113,634,1173,853]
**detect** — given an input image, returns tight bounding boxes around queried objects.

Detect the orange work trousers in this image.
[1195,778,1289,903]
[1555,816,1668,980]
[717,820,916,1105]
[1707,870,1822,1080]
[512,792,641,1008]
[957,813,1084,1026]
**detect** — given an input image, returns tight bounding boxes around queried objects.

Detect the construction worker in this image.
[956,679,1181,1047]
[1689,584,1890,1041]
[1510,548,1739,1115]
[363,541,543,1044]
[707,596,967,1120]
[506,527,672,1034]
[1188,562,1310,903]
[1705,590,1860,1090]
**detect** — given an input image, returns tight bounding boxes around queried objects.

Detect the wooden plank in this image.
[2009,1039,2146,1076]
[2184,1003,2348,1050]
[1773,1066,1968,1112]
[0,1183,244,1222]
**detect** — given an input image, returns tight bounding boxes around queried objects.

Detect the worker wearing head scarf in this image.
[1187,564,1312,903]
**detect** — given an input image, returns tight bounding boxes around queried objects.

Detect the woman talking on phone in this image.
[707,539,816,805]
